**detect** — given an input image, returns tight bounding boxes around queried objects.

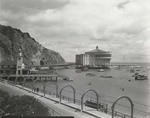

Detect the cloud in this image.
[0,0,69,27]
[117,0,130,9]
[1,0,69,13]
[0,0,150,62]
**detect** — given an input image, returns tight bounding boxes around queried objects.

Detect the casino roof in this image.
[85,46,110,54]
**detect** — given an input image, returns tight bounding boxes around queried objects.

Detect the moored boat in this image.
[97,69,105,72]
[81,67,89,71]
[135,75,148,80]
[130,69,135,73]
[75,69,82,73]
[132,72,139,77]
[86,73,95,77]
[100,75,113,78]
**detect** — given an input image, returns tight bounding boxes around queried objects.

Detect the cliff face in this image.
[0,24,65,66]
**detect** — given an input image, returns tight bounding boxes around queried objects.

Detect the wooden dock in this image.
[0,73,72,82]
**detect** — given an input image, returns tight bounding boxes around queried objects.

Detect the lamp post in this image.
[88,82,92,100]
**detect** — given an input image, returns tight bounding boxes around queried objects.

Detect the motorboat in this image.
[132,72,139,77]
[100,75,113,78]
[97,69,105,72]
[135,75,148,80]
[86,73,95,77]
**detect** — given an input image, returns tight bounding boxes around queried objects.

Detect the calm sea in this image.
[110,62,150,67]
[33,62,150,117]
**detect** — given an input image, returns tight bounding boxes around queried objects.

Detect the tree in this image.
[0,89,49,116]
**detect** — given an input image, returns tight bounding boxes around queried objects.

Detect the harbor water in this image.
[33,63,150,117]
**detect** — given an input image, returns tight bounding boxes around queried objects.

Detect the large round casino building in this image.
[76,46,111,68]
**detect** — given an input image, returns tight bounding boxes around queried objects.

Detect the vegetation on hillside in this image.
[0,89,49,116]
[0,24,65,66]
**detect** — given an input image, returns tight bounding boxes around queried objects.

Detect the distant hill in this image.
[0,24,65,66]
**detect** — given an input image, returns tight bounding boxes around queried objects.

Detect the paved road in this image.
[0,82,105,118]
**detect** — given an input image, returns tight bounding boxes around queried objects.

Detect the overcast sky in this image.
[0,0,150,62]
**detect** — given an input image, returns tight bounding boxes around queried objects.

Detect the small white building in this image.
[0,49,29,75]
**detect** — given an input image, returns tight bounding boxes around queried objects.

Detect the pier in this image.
[1,73,72,82]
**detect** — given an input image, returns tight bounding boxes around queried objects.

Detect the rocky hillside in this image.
[0,24,65,66]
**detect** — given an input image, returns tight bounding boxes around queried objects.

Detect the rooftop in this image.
[85,46,110,54]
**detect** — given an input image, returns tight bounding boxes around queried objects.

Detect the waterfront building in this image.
[0,49,29,75]
[0,60,17,75]
[76,46,111,67]
[76,54,84,66]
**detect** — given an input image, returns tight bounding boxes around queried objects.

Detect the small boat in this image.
[100,75,113,78]
[97,69,105,72]
[135,75,148,80]
[132,72,139,77]
[63,77,73,81]
[75,69,81,73]
[130,69,135,73]
[86,73,95,77]
[81,67,89,71]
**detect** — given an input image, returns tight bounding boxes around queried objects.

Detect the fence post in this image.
[105,104,108,113]
[43,86,45,97]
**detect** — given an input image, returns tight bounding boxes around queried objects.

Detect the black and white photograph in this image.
[0,0,150,118]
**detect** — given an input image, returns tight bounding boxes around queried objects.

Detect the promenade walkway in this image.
[0,81,111,118]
